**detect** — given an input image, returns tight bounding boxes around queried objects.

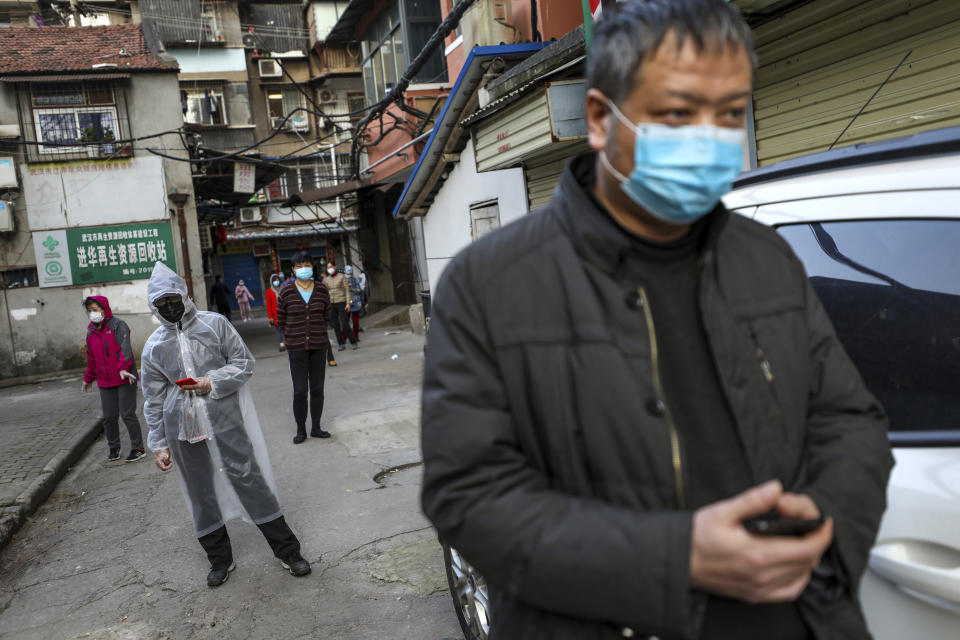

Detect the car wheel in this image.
[443,543,491,640]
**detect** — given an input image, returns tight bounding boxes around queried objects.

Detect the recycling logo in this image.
[45,261,63,276]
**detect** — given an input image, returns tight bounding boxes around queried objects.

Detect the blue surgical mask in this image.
[295,267,313,281]
[601,100,746,224]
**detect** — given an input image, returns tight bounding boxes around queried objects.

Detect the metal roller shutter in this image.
[524,141,589,211]
[752,0,960,165]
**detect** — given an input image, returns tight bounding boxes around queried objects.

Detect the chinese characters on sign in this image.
[34,223,177,288]
[68,223,176,284]
[234,162,256,194]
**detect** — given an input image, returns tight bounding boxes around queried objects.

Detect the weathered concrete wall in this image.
[0,71,201,380]
[1,283,161,379]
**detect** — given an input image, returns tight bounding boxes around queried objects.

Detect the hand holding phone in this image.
[175,377,197,387]
[744,512,826,537]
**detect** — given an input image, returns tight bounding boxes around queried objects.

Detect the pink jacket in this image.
[235,284,254,303]
[83,296,136,388]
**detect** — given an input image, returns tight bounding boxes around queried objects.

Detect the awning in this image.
[1,73,132,82]
[191,149,288,206]
[325,0,377,44]
[283,178,374,206]
[225,222,357,240]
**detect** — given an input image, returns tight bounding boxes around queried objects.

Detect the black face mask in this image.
[156,298,185,324]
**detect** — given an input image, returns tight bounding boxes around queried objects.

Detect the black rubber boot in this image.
[293,425,307,444]
[198,526,234,587]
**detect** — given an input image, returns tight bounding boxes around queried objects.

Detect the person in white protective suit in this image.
[140,262,311,587]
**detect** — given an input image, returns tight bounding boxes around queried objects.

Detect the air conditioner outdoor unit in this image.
[0,200,14,233]
[258,59,283,78]
[239,207,261,223]
[462,0,515,51]
[319,89,335,102]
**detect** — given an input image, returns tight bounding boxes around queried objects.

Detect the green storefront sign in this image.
[33,222,177,288]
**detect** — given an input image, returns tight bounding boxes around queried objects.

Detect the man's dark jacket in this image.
[421,154,894,640]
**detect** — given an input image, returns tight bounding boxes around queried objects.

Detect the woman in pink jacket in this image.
[234,280,254,322]
[82,296,145,463]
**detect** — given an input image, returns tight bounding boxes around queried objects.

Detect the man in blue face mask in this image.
[420,1,892,639]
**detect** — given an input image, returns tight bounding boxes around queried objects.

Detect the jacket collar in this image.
[553,153,730,276]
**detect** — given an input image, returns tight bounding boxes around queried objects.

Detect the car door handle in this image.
[868,540,960,605]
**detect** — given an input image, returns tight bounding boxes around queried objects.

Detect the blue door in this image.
[220,253,263,310]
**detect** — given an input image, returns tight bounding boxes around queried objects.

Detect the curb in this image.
[0,418,103,552]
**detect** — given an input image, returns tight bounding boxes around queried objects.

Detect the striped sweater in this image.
[276,281,331,351]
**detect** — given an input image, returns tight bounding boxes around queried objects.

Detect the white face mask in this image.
[89,311,104,323]
[327,268,336,275]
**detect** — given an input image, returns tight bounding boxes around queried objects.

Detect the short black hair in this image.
[291,251,313,266]
[587,0,755,104]
[82,296,99,309]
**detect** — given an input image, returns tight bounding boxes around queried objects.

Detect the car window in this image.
[778,219,960,436]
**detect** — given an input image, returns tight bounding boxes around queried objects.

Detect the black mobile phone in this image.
[744,514,826,537]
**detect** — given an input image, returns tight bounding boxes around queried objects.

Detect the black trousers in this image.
[288,348,327,433]
[329,304,356,346]
[173,408,282,536]
[197,516,301,569]
[99,383,143,450]
[216,302,232,321]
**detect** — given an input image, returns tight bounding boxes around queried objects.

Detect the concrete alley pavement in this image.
[0,317,461,640]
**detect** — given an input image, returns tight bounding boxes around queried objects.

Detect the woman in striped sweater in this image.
[276,251,332,444]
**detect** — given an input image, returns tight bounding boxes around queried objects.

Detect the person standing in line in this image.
[265,273,285,351]
[277,251,332,444]
[81,295,146,463]
[344,265,363,342]
[235,279,254,322]
[141,262,311,587]
[420,2,893,638]
[322,261,357,352]
[209,275,232,321]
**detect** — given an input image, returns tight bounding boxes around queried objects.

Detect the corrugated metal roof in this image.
[226,222,357,240]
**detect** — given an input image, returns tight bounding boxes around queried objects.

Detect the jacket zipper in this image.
[637,287,686,509]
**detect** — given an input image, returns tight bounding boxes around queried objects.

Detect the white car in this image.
[443,127,960,640]
[725,126,960,640]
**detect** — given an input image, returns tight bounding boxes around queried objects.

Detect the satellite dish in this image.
[242,33,257,48]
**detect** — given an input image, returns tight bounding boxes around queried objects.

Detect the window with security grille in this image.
[183,86,227,126]
[267,88,308,131]
[31,82,120,154]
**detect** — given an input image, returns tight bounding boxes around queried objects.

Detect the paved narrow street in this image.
[0,319,461,640]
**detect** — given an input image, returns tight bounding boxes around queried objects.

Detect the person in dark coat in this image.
[420,2,894,639]
[276,251,333,444]
[210,274,232,321]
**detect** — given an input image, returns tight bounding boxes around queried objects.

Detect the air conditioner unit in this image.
[463,0,515,51]
[319,89,335,103]
[239,207,262,223]
[0,200,14,233]
[258,59,283,78]
[242,33,257,49]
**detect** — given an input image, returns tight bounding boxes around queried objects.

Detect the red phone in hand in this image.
[175,377,198,387]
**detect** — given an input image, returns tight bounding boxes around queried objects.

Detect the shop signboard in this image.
[33,222,176,288]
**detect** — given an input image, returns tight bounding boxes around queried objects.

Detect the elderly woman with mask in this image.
[82,295,145,463]
[140,262,310,587]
